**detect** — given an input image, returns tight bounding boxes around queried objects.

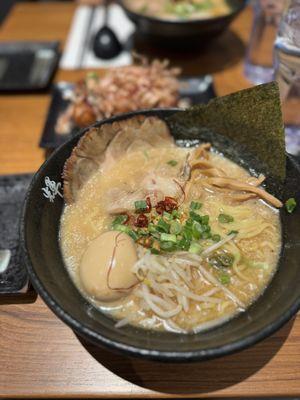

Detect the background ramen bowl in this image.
[21,109,300,363]
[119,0,247,46]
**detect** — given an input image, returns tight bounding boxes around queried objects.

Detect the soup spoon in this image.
[92,0,123,60]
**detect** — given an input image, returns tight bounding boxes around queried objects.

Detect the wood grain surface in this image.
[1,3,300,398]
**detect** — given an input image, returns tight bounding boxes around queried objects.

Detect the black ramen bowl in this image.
[21,108,300,363]
[119,0,247,45]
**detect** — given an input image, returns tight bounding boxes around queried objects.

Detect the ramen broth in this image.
[124,0,231,20]
[60,145,281,333]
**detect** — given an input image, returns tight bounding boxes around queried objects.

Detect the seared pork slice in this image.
[63,115,174,204]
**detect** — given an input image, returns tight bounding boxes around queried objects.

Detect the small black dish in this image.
[0,41,60,93]
[119,0,247,46]
[40,77,216,149]
[21,109,300,363]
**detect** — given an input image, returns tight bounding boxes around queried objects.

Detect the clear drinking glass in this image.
[274,0,300,155]
[244,0,286,84]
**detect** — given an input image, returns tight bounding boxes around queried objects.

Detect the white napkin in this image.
[60,5,135,70]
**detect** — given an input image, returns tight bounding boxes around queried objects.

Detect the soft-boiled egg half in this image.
[80,231,139,302]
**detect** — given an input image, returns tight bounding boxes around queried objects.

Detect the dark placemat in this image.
[40,76,216,149]
[0,173,33,296]
[0,41,60,92]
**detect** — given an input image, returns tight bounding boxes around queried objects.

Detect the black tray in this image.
[0,173,35,301]
[40,76,216,149]
[0,41,60,92]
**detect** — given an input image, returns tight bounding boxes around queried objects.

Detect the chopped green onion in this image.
[201,215,209,225]
[219,273,231,285]
[113,224,128,233]
[218,213,234,223]
[167,159,178,167]
[160,233,177,243]
[160,241,176,251]
[156,218,170,233]
[190,201,202,210]
[285,197,297,213]
[211,234,221,242]
[150,247,160,255]
[251,261,269,270]
[137,228,149,236]
[163,211,172,220]
[171,209,180,218]
[228,230,238,236]
[134,200,148,212]
[189,242,202,254]
[209,251,234,268]
[189,210,202,223]
[114,224,139,241]
[185,217,194,227]
[202,231,211,239]
[201,224,211,233]
[192,221,202,240]
[170,220,182,235]
[177,237,190,251]
[143,150,149,160]
[182,225,193,241]
[112,214,128,226]
[128,231,139,241]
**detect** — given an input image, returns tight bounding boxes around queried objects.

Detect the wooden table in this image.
[1,3,299,398]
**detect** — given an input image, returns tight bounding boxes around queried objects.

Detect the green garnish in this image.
[156,218,170,233]
[219,273,231,285]
[228,230,238,236]
[150,247,160,255]
[209,251,235,268]
[190,201,202,210]
[163,211,172,220]
[182,225,193,241]
[143,150,149,160]
[148,224,160,239]
[137,228,149,236]
[160,233,177,243]
[189,242,202,254]
[114,224,139,241]
[167,160,178,167]
[251,261,269,270]
[201,215,209,225]
[112,214,128,226]
[170,220,182,235]
[202,231,211,239]
[192,221,202,240]
[160,241,176,251]
[285,198,297,213]
[134,200,148,212]
[212,234,221,242]
[189,210,202,223]
[177,237,190,251]
[171,209,180,218]
[218,213,234,223]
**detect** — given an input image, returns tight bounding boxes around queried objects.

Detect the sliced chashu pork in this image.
[63,115,175,204]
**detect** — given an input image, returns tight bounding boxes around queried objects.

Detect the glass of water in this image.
[274,0,300,155]
[244,0,286,84]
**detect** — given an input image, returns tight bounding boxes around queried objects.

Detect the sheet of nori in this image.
[167,82,285,181]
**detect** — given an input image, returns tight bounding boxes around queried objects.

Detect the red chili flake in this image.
[155,200,166,214]
[164,196,178,212]
[145,196,152,213]
[135,213,148,227]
